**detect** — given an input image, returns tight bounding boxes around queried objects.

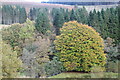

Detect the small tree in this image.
[54,21,106,72]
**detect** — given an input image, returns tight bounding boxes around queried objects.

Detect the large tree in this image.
[54,21,106,72]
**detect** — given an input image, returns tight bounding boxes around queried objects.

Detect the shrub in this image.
[54,21,106,72]
[45,57,64,77]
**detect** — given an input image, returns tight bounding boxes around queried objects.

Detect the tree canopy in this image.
[54,21,106,72]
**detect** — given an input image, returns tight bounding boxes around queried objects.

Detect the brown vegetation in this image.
[1,2,74,13]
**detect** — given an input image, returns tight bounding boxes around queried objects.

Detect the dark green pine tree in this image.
[117,6,120,42]
[29,8,34,20]
[35,11,50,35]
[2,5,11,24]
[79,7,88,24]
[108,8,119,43]
[74,9,81,22]
[97,11,107,38]
[102,8,110,38]
[64,9,70,22]
[88,11,94,26]
[53,9,65,35]
[89,9,101,33]
[0,7,2,24]
[51,8,58,20]
[29,8,40,21]
[70,9,77,21]
[19,7,27,23]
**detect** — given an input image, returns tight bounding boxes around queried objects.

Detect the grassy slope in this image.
[50,72,118,78]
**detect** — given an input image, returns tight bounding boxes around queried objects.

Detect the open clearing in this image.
[50,72,118,78]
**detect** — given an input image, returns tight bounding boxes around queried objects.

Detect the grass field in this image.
[50,72,118,78]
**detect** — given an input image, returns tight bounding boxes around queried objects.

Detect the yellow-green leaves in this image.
[2,42,22,78]
[54,21,106,72]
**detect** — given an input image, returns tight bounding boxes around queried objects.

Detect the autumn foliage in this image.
[54,21,106,72]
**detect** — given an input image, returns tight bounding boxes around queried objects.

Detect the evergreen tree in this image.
[80,7,88,24]
[64,9,70,22]
[70,9,77,21]
[35,10,50,35]
[117,6,120,42]
[53,9,65,35]
[2,5,27,24]
[29,8,40,21]
[97,11,106,38]
[19,7,27,23]
[108,8,119,43]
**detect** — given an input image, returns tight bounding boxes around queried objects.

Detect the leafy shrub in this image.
[54,21,106,72]
[45,57,64,77]
[2,19,35,55]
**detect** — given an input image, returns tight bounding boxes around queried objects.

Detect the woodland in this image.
[0,5,120,78]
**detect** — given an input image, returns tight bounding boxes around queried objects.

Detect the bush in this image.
[54,21,106,72]
[45,57,64,77]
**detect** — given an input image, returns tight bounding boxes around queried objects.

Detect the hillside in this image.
[1,2,74,13]
[1,1,119,13]
[1,2,74,9]
[48,0,120,2]
[45,0,119,6]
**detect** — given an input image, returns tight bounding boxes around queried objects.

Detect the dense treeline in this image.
[1,5,27,24]
[29,6,120,43]
[51,7,120,43]
[1,5,119,44]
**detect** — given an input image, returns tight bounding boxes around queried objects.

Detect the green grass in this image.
[50,72,118,78]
